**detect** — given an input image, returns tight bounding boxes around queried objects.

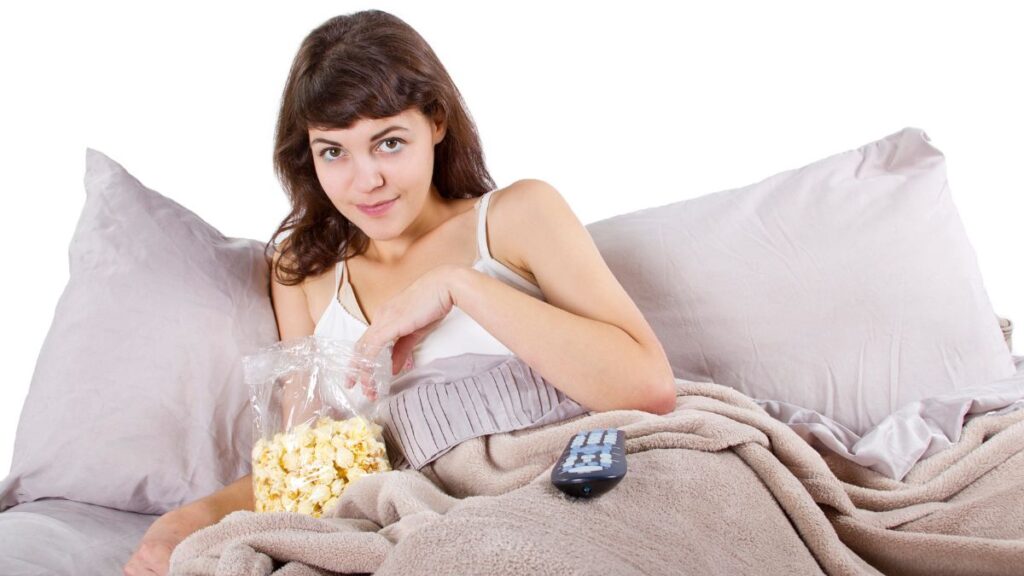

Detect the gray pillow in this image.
[0,149,279,515]
[586,127,1015,436]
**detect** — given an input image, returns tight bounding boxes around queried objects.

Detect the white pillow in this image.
[587,127,1016,438]
[0,149,280,514]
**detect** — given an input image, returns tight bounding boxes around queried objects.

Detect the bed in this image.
[3,127,1023,575]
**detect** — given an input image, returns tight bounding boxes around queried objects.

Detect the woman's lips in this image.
[357,197,397,216]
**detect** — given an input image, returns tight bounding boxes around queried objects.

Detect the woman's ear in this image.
[432,114,447,145]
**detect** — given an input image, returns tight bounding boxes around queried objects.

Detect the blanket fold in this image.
[169,380,1024,575]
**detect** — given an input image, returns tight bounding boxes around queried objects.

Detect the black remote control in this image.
[550,428,627,498]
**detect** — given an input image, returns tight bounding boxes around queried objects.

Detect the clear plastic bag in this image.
[243,335,394,517]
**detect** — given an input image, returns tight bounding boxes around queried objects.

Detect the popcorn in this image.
[252,415,390,517]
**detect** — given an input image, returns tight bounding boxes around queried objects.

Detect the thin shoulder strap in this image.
[475,189,497,261]
[333,260,344,295]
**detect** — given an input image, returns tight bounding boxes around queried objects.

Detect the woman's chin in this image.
[362,224,402,241]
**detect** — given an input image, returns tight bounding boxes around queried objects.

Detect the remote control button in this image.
[587,431,602,445]
[570,465,603,473]
[572,436,585,448]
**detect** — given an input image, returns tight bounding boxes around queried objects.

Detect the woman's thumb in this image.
[391,336,418,374]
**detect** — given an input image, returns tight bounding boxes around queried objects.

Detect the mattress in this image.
[0,498,157,575]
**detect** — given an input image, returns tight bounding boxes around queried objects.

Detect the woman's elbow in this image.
[640,347,677,415]
[647,379,677,415]
[635,370,677,415]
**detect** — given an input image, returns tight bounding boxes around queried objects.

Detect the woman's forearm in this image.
[448,267,675,414]
[126,474,253,574]
[192,473,254,522]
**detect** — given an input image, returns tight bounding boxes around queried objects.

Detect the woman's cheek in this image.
[317,170,348,209]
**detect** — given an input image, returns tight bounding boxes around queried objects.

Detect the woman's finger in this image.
[348,335,378,388]
[391,351,407,375]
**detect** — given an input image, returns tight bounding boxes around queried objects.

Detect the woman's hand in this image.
[346,264,464,398]
[123,504,217,576]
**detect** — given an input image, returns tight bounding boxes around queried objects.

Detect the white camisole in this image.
[313,188,590,470]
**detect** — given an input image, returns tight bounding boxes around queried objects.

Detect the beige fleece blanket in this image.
[168,380,1024,575]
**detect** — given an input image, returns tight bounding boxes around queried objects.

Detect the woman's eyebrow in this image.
[310,126,408,147]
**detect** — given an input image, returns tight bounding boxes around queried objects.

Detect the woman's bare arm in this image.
[449,181,677,415]
[197,473,255,520]
[123,475,254,575]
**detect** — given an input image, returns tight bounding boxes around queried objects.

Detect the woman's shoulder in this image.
[484,179,560,222]
[268,245,323,338]
[489,179,569,216]
[487,179,570,231]
[270,241,338,328]
[483,179,566,282]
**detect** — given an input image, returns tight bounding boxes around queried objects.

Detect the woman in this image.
[124,9,675,575]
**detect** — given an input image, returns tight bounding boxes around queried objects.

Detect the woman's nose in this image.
[354,156,384,191]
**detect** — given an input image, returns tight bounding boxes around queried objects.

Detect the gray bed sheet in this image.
[0,498,157,575]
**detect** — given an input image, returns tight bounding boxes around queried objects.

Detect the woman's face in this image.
[309,107,446,240]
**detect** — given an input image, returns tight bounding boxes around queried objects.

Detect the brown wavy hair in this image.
[265,9,495,286]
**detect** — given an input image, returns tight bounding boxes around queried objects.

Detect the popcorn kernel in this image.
[252,415,390,518]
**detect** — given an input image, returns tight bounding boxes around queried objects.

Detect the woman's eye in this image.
[320,147,342,161]
[379,137,405,152]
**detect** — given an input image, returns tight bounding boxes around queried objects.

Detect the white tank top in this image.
[311,187,590,470]
[313,187,546,367]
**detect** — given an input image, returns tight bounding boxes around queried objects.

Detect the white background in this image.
[1,1,1021,476]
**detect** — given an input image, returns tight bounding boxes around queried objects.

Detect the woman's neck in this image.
[364,195,468,266]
